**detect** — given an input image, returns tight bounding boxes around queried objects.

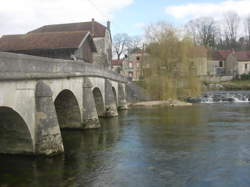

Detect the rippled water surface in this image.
[2,103,250,187]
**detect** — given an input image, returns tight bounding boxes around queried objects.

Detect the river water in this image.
[2,97,250,186]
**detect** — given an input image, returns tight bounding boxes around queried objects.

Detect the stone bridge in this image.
[0,52,128,156]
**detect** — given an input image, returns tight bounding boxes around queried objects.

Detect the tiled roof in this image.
[218,50,232,59]
[210,50,232,60]
[0,31,89,51]
[210,50,250,62]
[112,59,123,66]
[29,21,107,37]
[235,51,250,61]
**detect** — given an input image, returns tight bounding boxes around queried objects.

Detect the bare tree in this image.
[185,17,218,48]
[128,35,142,53]
[244,15,250,49]
[223,11,240,49]
[185,19,198,44]
[112,33,131,60]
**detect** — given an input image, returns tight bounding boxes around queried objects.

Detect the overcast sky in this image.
[1,0,250,37]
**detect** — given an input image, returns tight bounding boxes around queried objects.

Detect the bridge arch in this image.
[92,87,105,117]
[0,107,33,154]
[54,89,82,129]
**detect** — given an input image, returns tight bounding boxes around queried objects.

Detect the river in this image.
[1,98,250,186]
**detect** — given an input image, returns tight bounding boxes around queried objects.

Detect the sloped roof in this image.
[235,51,250,61]
[209,50,250,62]
[0,31,95,51]
[218,50,232,59]
[29,21,107,37]
[112,59,123,66]
[210,50,232,61]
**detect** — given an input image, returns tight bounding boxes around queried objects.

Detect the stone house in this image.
[0,19,112,68]
[192,46,208,76]
[208,50,250,77]
[207,50,232,76]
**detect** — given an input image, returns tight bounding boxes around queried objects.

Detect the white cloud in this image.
[165,0,250,21]
[0,0,133,35]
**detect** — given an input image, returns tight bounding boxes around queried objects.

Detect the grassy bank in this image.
[206,80,250,90]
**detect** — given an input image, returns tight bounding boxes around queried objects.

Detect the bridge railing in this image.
[0,52,128,83]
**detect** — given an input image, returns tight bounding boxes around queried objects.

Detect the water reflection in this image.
[1,104,250,186]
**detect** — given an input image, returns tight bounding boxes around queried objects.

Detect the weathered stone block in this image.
[35,81,64,155]
[82,78,100,129]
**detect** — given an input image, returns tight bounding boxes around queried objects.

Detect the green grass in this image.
[212,80,250,90]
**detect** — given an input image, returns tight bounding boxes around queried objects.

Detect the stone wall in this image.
[0,52,126,82]
[201,75,233,82]
[93,30,112,69]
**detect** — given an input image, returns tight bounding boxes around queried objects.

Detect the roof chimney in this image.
[91,18,95,36]
[107,21,111,31]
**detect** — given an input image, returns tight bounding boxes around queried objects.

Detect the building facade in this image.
[122,50,146,81]
[207,50,250,78]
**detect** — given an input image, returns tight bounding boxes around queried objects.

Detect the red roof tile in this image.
[210,50,232,60]
[210,50,250,62]
[112,59,123,66]
[218,50,232,59]
[235,51,250,61]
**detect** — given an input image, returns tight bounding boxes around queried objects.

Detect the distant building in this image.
[208,50,250,77]
[235,51,250,76]
[0,19,112,68]
[122,50,146,81]
[192,46,208,76]
[208,50,232,76]
[112,59,123,73]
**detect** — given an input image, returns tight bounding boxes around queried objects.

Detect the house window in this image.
[129,62,133,68]
[219,61,223,68]
[245,64,248,70]
[129,72,133,77]
[136,56,140,61]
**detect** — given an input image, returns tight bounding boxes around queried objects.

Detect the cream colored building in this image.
[195,57,208,76]
[238,61,250,75]
[207,50,250,78]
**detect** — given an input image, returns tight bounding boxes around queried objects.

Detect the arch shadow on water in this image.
[0,107,33,155]
[92,87,105,117]
[54,89,81,129]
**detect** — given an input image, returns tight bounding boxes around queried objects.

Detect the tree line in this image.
[185,11,250,50]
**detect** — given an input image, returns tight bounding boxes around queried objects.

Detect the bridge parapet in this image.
[0,52,128,83]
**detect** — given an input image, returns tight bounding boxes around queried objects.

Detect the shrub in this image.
[240,73,250,80]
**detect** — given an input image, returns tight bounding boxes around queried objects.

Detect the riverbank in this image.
[205,80,250,90]
[220,80,250,90]
[129,99,192,107]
